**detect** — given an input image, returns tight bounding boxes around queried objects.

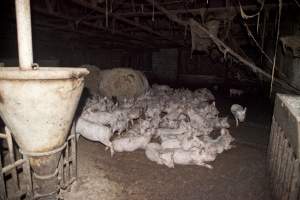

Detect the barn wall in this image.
[178,48,225,76]
[0,24,152,70]
[152,48,178,84]
[270,7,300,89]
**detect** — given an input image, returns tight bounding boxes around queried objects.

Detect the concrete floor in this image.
[63,93,273,200]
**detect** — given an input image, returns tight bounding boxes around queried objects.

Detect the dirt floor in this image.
[63,93,273,200]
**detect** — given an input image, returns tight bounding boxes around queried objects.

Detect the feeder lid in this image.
[0,67,89,80]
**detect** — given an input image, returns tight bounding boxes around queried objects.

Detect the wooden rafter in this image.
[33,21,150,49]
[33,6,156,48]
[71,0,184,46]
[116,4,286,17]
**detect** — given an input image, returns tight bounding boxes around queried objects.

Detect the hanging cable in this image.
[294,0,300,8]
[256,13,260,33]
[239,0,265,19]
[110,0,113,13]
[242,21,273,64]
[269,0,282,96]
[152,0,155,21]
[106,0,109,27]
[141,4,144,13]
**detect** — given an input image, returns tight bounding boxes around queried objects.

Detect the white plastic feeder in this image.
[0,0,89,199]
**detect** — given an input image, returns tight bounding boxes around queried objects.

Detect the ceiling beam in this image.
[71,0,184,46]
[33,21,149,49]
[32,6,155,48]
[116,4,289,17]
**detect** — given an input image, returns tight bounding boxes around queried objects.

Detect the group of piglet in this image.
[76,84,244,169]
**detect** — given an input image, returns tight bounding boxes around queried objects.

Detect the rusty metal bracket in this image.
[59,123,78,191]
[18,123,78,199]
[0,122,77,200]
[0,127,33,200]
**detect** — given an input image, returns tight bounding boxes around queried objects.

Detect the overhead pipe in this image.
[15,0,33,70]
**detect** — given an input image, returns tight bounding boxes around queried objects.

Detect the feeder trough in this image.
[0,67,89,199]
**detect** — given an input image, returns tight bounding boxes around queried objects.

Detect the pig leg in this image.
[195,162,213,169]
[235,117,239,127]
[104,142,114,157]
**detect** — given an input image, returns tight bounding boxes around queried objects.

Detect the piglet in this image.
[214,117,230,129]
[230,104,247,127]
[112,135,151,154]
[173,148,212,169]
[161,138,181,149]
[145,143,163,165]
[180,135,203,151]
[159,150,175,168]
[145,144,175,168]
[76,118,113,155]
[203,128,234,154]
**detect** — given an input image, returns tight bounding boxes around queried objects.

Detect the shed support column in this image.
[15,0,33,70]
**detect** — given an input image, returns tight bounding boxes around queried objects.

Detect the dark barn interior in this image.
[0,0,300,200]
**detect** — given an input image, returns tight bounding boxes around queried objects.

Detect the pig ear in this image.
[244,107,247,112]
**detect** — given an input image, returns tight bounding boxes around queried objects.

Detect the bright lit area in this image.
[0,0,300,200]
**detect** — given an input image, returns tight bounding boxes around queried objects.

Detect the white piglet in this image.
[230,104,247,127]
[159,150,175,168]
[161,138,181,149]
[76,118,113,155]
[145,143,164,165]
[173,148,213,169]
[112,135,151,154]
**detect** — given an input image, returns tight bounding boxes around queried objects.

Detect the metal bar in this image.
[20,142,67,157]
[5,127,20,191]
[281,138,289,197]
[15,0,33,70]
[0,150,7,200]
[0,134,6,139]
[289,159,299,200]
[61,148,65,187]
[271,121,280,190]
[1,159,26,174]
[276,137,288,198]
[270,120,280,187]
[267,117,276,169]
[22,154,33,199]
[273,128,284,197]
[283,146,293,200]
[65,140,70,184]
[58,154,64,188]
[71,122,77,179]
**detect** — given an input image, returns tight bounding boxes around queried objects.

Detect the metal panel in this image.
[268,94,300,200]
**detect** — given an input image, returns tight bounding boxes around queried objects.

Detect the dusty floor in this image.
[64,93,272,200]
